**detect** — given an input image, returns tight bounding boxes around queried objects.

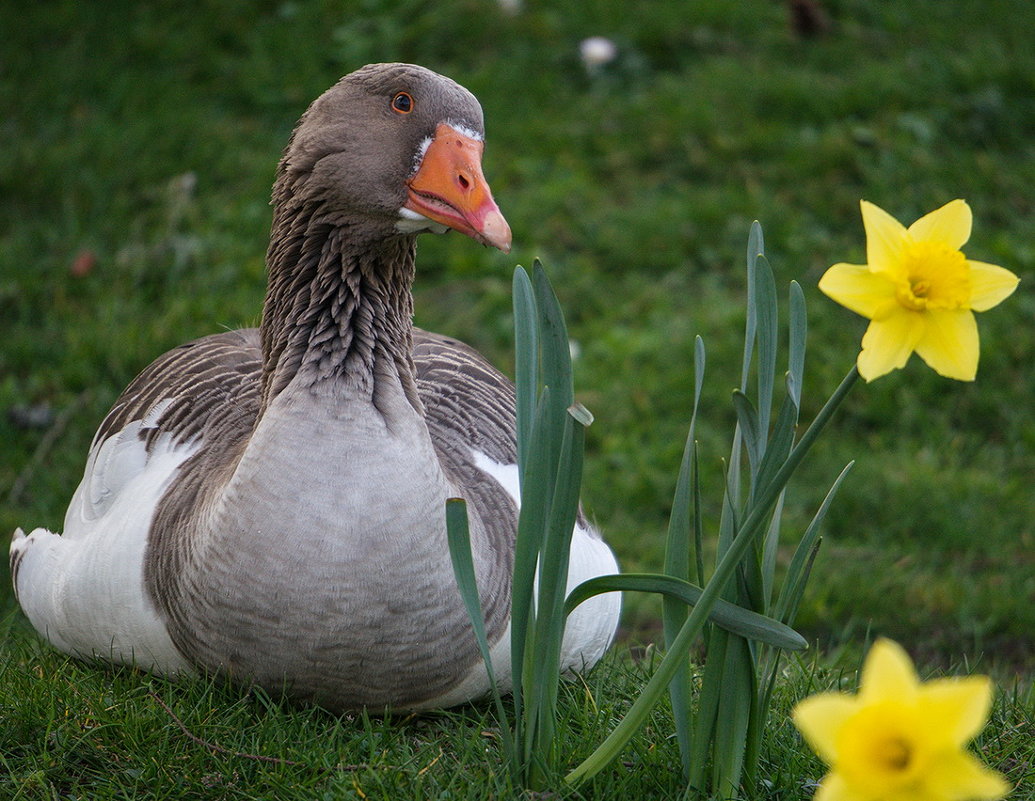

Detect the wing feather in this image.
[72,329,262,525]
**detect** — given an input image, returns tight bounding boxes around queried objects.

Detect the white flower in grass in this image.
[580,36,618,72]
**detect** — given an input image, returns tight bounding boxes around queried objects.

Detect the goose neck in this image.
[259,209,421,414]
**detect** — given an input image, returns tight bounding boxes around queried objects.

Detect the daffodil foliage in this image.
[819,200,1019,381]
[793,639,1010,801]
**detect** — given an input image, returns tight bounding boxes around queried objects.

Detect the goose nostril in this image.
[457,173,471,191]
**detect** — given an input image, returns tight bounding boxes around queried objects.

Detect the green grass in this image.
[3,612,1032,800]
[2,0,1034,796]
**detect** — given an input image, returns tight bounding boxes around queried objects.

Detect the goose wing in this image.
[75,329,262,526]
[10,329,262,672]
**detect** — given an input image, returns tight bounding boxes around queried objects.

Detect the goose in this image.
[9,63,620,711]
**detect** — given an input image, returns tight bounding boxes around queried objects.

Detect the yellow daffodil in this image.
[819,200,1019,381]
[793,639,1010,801]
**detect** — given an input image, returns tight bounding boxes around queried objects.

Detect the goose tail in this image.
[9,526,76,654]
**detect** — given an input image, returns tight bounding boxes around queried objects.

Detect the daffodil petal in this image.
[923,749,1011,801]
[914,309,979,381]
[857,313,924,382]
[815,772,872,801]
[967,260,1020,312]
[819,263,898,319]
[907,199,972,250]
[795,638,1007,801]
[793,693,858,765]
[859,639,920,703]
[919,676,995,746]
[861,200,910,274]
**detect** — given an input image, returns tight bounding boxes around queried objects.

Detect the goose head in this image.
[276,63,511,252]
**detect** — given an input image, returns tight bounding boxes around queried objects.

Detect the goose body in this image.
[10,64,620,711]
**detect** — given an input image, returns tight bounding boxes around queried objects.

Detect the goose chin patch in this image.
[396,206,449,234]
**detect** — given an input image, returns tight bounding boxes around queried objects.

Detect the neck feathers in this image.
[259,186,420,415]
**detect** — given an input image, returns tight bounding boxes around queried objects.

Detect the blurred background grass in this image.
[2,0,1033,675]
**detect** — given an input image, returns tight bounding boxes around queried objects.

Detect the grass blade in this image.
[444,499,515,768]
[761,489,785,608]
[664,335,706,776]
[711,636,755,797]
[753,384,800,501]
[687,628,727,792]
[511,389,555,762]
[528,412,587,783]
[787,280,807,407]
[692,444,705,590]
[513,266,538,479]
[747,220,765,275]
[532,260,574,409]
[565,574,806,651]
[740,223,763,393]
[732,389,762,484]
[753,253,778,439]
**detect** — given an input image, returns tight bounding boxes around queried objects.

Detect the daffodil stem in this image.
[565,364,860,786]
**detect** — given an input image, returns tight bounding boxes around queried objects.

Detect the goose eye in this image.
[391,92,413,114]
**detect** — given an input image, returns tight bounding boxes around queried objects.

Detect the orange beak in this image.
[405,123,512,253]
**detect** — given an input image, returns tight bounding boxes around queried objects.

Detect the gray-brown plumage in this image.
[10,63,620,711]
